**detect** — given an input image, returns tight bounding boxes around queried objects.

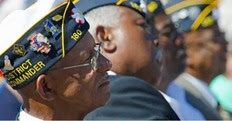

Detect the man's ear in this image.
[36,74,55,101]
[96,25,116,53]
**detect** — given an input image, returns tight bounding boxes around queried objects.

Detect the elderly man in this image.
[76,0,179,120]
[163,0,225,119]
[0,0,112,120]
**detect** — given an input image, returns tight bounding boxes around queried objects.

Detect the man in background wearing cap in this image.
[146,0,207,120]
[0,0,112,120]
[76,0,179,120]
[163,0,226,119]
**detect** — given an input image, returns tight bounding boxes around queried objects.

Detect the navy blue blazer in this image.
[0,84,21,120]
[85,75,180,120]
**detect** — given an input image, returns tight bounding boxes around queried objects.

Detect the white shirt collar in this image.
[18,106,42,121]
[182,72,217,108]
[107,71,117,76]
[159,91,184,119]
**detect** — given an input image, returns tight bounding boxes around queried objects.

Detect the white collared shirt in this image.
[107,71,117,76]
[18,107,42,121]
[159,91,185,120]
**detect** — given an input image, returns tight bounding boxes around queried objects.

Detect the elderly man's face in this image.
[48,32,112,110]
[109,7,160,82]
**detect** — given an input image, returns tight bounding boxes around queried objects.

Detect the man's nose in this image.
[96,54,112,73]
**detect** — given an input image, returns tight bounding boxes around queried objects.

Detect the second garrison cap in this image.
[146,0,165,15]
[163,0,219,33]
[76,0,149,17]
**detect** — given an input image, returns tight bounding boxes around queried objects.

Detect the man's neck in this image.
[185,68,211,84]
[23,99,53,120]
[132,70,159,87]
[23,99,86,120]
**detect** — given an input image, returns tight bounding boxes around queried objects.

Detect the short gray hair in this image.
[84,5,123,36]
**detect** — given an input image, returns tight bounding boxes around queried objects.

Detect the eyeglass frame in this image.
[47,42,102,72]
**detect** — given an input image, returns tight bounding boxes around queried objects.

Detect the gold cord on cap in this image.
[165,0,215,14]
[191,0,218,31]
[61,0,71,58]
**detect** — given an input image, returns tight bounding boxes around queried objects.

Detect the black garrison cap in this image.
[0,0,89,89]
[75,0,149,17]
[163,0,218,33]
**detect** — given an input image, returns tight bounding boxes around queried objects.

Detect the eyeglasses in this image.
[48,42,102,72]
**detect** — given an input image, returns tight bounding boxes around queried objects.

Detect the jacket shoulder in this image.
[85,75,179,120]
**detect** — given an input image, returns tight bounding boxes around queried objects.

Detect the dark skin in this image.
[93,6,160,85]
[17,32,112,120]
[184,27,227,84]
[153,12,226,88]
[224,52,232,80]
[151,12,185,91]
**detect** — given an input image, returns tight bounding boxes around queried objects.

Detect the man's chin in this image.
[95,90,111,108]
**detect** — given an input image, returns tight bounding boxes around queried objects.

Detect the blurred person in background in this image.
[146,0,185,89]
[145,0,206,120]
[163,0,226,120]
[210,51,232,120]
[209,0,232,119]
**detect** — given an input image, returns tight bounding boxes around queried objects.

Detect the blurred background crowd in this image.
[1,0,232,120]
